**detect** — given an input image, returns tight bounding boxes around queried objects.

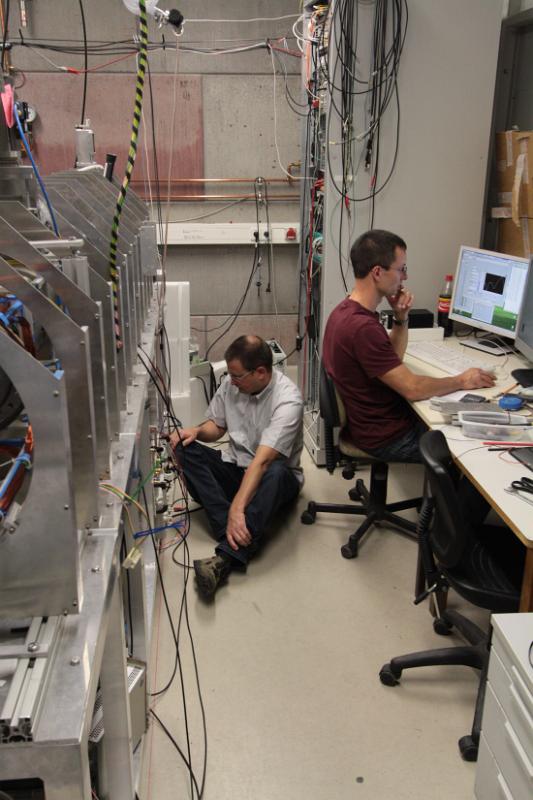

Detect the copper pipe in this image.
[131,177,296,185]
[136,193,300,201]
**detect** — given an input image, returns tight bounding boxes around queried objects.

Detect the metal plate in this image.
[0,333,80,618]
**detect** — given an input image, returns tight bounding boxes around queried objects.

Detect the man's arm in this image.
[225,445,281,551]
[389,317,409,359]
[170,419,226,448]
[388,288,413,359]
[379,362,495,402]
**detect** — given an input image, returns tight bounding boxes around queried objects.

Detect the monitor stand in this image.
[460,339,513,356]
[511,368,533,388]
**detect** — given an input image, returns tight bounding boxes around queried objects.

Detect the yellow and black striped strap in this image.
[109,0,148,350]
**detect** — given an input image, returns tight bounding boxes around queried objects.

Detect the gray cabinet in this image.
[475,614,533,800]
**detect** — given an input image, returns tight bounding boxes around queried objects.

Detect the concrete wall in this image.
[319,0,505,327]
[10,0,303,361]
[9,1,510,360]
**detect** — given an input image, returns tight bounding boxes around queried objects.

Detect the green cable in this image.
[131,458,161,500]
[109,0,148,349]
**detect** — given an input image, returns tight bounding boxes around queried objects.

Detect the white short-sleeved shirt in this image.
[206,369,304,485]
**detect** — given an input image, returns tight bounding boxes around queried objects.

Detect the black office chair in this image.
[379,429,521,761]
[301,363,421,558]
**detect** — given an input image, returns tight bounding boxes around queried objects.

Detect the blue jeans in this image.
[365,419,428,463]
[175,442,300,566]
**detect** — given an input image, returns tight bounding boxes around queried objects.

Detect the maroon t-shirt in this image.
[322,298,416,451]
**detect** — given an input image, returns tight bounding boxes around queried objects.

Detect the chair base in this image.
[379,609,489,761]
[301,461,421,558]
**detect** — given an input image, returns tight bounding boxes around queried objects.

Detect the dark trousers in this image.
[176,442,300,566]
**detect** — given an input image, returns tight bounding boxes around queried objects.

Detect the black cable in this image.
[204,246,259,361]
[1,0,10,72]
[78,0,88,126]
[120,533,134,657]
[263,180,273,293]
[143,469,208,798]
[254,177,264,295]
[150,710,201,799]
[270,46,309,118]
[140,486,197,799]
[137,347,181,432]
[325,0,407,204]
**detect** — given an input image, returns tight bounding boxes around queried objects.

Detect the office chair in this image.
[379,429,521,761]
[301,363,421,558]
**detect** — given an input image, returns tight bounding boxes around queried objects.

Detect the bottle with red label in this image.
[438,274,454,337]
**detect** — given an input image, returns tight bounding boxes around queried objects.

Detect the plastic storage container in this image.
[458,411,533,441]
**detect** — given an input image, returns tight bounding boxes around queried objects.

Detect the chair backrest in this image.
[419,429,471,568]
[319,362,340,428]
[319,362,345,473]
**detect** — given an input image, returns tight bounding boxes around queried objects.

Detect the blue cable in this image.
[13,103,59,236]
[133,519,185,540]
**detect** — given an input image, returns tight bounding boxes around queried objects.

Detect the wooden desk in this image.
[405,339,533,611]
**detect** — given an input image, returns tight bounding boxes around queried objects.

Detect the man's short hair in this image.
[350,229,407,279]
[224,335,273,372]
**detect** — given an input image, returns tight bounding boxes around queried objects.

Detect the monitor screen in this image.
[515,255,533,362]
[449,246,529,339]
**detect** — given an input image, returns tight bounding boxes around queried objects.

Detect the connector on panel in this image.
[123,546,142,570]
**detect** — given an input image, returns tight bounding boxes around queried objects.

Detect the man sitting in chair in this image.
[170,335,303,599]
[322,229,495,462]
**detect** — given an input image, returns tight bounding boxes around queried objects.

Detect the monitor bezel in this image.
[448,245,529,340]
[514,255,533,362]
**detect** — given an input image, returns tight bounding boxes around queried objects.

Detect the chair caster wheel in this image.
[341,542,358,559]
[301,509,316,525]
[379,663,401,686]
[342,466,355,480]
[458,735,478,762]
[433,618,453,636]
[348,487,362,502]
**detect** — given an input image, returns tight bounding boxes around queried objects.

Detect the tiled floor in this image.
[139,450,486,800]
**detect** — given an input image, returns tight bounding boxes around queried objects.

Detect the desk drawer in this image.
[488,648,533,756]
[483,684,533,800]
[475,735,516,800]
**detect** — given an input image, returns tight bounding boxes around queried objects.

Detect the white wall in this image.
[322,0,505,323]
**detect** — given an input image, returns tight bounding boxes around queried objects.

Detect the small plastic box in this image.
[458,411,533,441]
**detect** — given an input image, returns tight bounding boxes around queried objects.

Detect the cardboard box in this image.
[496,217,533,257]
[495,131,533,219]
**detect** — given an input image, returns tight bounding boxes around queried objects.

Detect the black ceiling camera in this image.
[168,9,184,29]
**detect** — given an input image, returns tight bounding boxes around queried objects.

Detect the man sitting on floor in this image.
[171,334,303,599]
[322,229,495,462]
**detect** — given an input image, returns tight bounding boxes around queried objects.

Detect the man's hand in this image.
[459,368,495,389]
[226,507,252,551]
[388,287,414,321]
[170,426,199,448]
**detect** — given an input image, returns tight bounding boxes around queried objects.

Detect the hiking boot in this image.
[193,555,232,599]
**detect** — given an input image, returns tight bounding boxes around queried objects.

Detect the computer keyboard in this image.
[406,341,494,375]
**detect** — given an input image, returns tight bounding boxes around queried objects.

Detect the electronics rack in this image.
[297,1,355,465]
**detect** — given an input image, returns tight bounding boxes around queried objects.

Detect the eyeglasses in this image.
[390,265,408,276]
[228,369,254,383]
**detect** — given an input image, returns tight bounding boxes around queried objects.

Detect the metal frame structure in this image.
[0,88,163,797]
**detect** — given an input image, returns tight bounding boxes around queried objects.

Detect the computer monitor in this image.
[449,246,529,339]
[515,255,533,362]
